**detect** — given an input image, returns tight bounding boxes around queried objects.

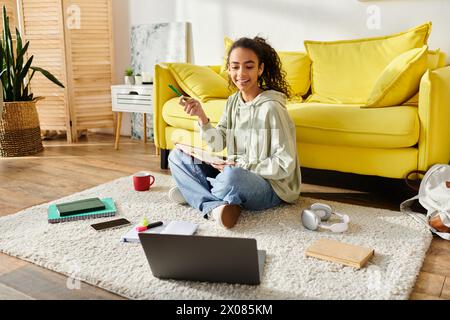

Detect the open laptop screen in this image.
[139,233,265,285]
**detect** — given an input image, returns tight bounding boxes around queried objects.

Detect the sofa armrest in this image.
[153,64,223,150]
[153,63,184,150]
[418,66,450,171]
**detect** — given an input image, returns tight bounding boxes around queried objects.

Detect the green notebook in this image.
[48,198,116,224]
[56,197,105,216]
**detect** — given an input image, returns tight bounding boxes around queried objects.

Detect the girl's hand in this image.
[211,162,236,172]
[179,96,206,118]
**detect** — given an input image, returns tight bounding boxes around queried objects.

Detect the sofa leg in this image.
[160,149,170,170]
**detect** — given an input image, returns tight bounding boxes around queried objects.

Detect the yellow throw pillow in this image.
[427,49,442,70]
[304,22,432,104]
[168,63,232,102]
[437,50,447,68]
[365,46,428,108]
[403,49,447,106]
[287,96,303,104]
[428,49,447,69]
[219,36,234,79]
[277,51,311,97]
[220,37,311,97]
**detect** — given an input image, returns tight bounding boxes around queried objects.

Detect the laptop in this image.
[138,233,266,285]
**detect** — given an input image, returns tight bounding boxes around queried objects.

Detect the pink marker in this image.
[136,221,163,232]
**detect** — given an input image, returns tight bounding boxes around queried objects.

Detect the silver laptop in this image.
[138,233,266,285]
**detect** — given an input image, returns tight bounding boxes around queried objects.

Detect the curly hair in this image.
[226,36,291,98]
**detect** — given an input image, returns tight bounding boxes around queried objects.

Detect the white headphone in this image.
[301,203,350,233]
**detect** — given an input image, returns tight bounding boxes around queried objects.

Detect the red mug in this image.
[133,172,155,191]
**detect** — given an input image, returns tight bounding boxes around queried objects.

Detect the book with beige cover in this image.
[305,239,374,269]
[175,143,226,165]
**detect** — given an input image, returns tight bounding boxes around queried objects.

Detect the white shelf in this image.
[111,84,153,114]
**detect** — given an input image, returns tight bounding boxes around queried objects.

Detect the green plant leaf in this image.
[22,69,35,98]
[0,41,4,81]
[3,12,12,99]
[15,28,22,60]
[15,29,28,72]
[2,6,15,101]
[7,18,15,98]
[0,38,3,68]
[14,31,29,100]
[15,41,28,67]
[14,56,33,100]
[31,66,65,88]
[28,69,36,82]
[1,5,64,101]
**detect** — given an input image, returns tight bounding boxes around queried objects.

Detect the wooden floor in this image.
[0,133,448,300]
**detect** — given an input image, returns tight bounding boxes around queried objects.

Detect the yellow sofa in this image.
[153,31,450,179]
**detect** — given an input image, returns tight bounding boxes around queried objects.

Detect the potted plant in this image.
[124,67,134,85]
[0,6,64,157]
[134,73,143,85]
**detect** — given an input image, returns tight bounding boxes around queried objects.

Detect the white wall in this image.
[111,0,450,135]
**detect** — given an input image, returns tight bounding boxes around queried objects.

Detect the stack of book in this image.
[47,197,117,223]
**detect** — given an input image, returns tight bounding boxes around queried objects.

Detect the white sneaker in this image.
[168,186,187,204]
[211,204,241,229]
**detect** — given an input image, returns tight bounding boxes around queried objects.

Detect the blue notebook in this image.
[48,198,116,224]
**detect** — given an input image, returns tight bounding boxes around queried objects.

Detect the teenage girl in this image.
[168,36,301,229]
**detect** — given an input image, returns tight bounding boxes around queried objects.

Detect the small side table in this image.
[111,84,153,150]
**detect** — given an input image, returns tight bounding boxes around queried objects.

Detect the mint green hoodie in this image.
[199,90,301,203]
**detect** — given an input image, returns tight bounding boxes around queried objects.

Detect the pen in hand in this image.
[168,84,192,106]
[168,84,207,123]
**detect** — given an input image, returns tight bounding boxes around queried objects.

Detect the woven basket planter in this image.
[0,100,44,157]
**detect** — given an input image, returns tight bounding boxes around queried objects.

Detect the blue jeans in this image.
[168,149,283,217]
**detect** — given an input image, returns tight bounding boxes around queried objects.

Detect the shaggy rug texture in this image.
[0,173,432,299]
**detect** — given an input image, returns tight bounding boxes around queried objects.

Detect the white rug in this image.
[0,173,432,300]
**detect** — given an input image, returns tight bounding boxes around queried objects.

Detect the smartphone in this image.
[91,218,131,231]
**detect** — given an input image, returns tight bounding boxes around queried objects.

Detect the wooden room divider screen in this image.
[2,0,115,142]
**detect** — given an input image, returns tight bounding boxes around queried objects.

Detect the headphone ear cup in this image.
[328,222,348,233]
[310,203,333,221]
[301,209,321,231]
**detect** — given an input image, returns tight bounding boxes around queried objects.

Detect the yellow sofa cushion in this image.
[167,63,232,102]
[365,45,428,108]
[163,97,418,149]
[403,49,447,106]
[162,97,227,131]
[304,22,432,104]
[219,37,311,98]
[288,102,419,148]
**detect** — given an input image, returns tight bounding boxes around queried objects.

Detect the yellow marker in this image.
[141,217,149,227]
